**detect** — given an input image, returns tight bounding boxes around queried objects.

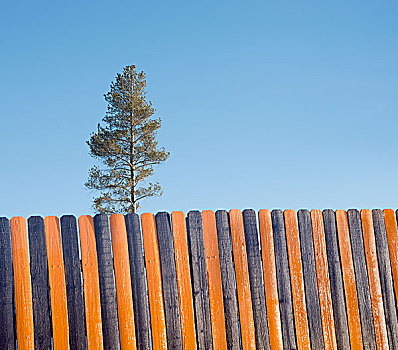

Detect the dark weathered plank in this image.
[60,215,86,350]
[27,216,52,350]
[347,209,376,350]
[271,209,297,350]
[372,210,398,348]
[94,214,120,350]
[215,210,241,350]
[297,210,324,350]
[323,209,350,349]
[125,213,151,350]
[187,211,213,350]
[0,218,15,350]
[155,212,183,349]
[242,209,270,350]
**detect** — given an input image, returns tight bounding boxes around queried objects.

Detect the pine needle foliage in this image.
[85,65,170,214]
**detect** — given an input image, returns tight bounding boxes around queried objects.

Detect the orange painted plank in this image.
[361,209,389,349]
[78,215,104,350]
[284,210,311,350]
[110,214,137,350]
[44,216,70,350]
[258,209,284,349]
[10,217,35,350]
[171,211,196,350]
[310,210,338,350]
[141,213,167,350]
[229,209,256,350]
[383,209,398,303]
[335,210,363,349]
[202,210,228,350]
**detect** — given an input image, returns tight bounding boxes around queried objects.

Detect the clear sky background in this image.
[1,1,397,217]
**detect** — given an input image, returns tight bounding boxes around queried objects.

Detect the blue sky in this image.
[1,1,398,217]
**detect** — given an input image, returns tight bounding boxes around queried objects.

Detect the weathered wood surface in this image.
[60,215,86,350]
[187,211,213,350]
[0,218,15,350]
[323,209,350,349]
[297,209,324,350]
[125,213,151,350]
[242,209,270,350]
[215,210,241,350]
[28,216,51,350]
[272,209,297,350]
[155,212,183,349]
[93,214,119,350]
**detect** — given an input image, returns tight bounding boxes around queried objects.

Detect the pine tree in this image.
[85,65,170,213]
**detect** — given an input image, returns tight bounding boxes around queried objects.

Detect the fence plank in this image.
[284,210,311,350]
[78,215,104,350]
[323,209,350,349]
[360,210,389,350]
[297,209,324,350]
[93,214,119,350]
[258,210,283,349]
[373,210,398,348]
[187,211,213,350]
[110,214,137,350]
[384,210,398,309]
[44,216,70,350]
[229,209,256,350]
[0,218,15,350]
[271,209,297,350]
[242,209,270,350]
[141,213,168,350]
[215,210,241,350]
[335,210,363,349]
[125,213,152,350]
[60,215,86,350]
[27,216,52,350]
[155,212,183,349]
[347,209,377,350]
[171,211,196,350]
[310,210,337,350]
[202,210,228,350]
[10,217,35,349]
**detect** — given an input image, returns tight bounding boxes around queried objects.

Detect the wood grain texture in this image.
[27,216,51,350]
[110,214,137,350]
[297,210,324,350]
[78,215,104,350]
[125,213,152,350]
[202,210,228,350]
[141,213,168,350]
[242,209,270,350]
[271,209,297,350]
[155,212,183,349]
[171,211,197,350]
[360,210,389,350]
[284,210,311,350]
[373,210,398,348]
[0,218,15,350]
[384,210,398,311]
[335,210,363,350]
[93,214,120,350]
[186,211,213,350]
[323,209,350,349]
[310,210,337,350]
[258,210,283,350]
[229,209,256,350]
[44,216,70,350]
[347,209,376,350]
[10,217,35,350]
[215,210,241,350]
[60,215,86,350]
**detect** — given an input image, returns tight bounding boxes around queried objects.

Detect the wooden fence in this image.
[0,209,398,349]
